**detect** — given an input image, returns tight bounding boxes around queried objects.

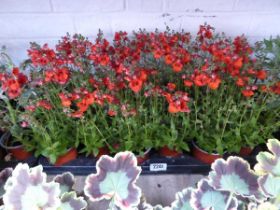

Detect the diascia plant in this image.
[1,139,280,210]
[1,25,279,159]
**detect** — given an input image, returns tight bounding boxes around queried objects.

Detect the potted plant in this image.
[0,51,33,160]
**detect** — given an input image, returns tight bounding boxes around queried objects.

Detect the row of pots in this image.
[0,132,254,166]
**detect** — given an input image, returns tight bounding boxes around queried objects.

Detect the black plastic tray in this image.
[37,152,257,176]
[0,151,258,176]
[0,155,38,170]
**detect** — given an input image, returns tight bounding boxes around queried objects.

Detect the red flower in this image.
[129,79,143,93]
[167,83,176,91]
[45,70,55,83]
[99,54,110,66]
[172,60,183,72]
[256,70,267,80]
[233,57,243,69]
[236,77,246,87]
[165,54,174,65]
[270,82,280,94]
[37,100,53,110]
[17,73,28,86]
[54,68,70,85]
[77,98,89,112]
[242,89,254,97]
[194,73,209,87]
[4,79,21,99]
[84,93,95,105]
[12,67,20,76]
[108,109,117,116]
[70,111,84,118]
[153,50,162,59]
[25,105,36,112]
[184,80,193,87]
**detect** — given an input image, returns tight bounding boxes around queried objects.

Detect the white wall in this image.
[0,0,280,64]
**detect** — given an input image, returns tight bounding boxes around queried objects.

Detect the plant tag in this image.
[149,163,167,171]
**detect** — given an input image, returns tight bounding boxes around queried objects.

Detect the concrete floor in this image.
[63,174,204,209]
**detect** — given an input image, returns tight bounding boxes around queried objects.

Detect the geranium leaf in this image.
[84,151,141,209]
[59,192,87,210]
[0,168,13,198]
[171,188,193,210]
[254,139,280,176]
[191,179,238,210]
[209,156,259,199]
[258,174,280,198]
[3,163,60,210]
[54,172,75,195]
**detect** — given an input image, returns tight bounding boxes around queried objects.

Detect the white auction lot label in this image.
[149,163,167,171]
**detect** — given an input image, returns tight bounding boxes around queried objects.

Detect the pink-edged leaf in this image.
[209,156,260,199]
[59,192,87,210]
[54,172,75,194]
[84,151,141,209]
[191,179,238,210]
[254,139,280,176]
[171,188,193,210]
[3,163,60,210]
[0,168,13,198]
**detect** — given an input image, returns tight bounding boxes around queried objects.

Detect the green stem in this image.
[5,99,17,125]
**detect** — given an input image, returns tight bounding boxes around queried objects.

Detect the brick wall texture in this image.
[0,0,280,63]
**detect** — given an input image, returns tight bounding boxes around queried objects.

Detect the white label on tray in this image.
[149,163,167,171]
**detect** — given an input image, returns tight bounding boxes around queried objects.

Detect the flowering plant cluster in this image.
[0,25,280,162]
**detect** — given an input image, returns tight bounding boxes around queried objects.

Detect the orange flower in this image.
[208,77,221,90]
[168,102,180,113]
[59,93,71,107]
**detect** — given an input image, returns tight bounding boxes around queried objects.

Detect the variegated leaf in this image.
[209,156,259,199]
[84,151,141,209]
[191,179,238,210]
